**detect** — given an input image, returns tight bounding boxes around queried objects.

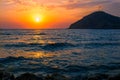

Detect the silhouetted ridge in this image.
[69,11,120,29]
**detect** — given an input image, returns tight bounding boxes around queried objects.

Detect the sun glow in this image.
[35,17,41,22]
[32,14,43,23]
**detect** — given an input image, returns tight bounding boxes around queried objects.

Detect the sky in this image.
[0,0,120,29]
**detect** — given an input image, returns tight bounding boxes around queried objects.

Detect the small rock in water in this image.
[89,73,108,80]
[15,73,43,80]
[108,74,120,80]
[44,73,68,80]
[0,70,15,80]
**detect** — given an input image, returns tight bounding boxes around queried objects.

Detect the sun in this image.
[35,17,41,22]
[31,14,43,23]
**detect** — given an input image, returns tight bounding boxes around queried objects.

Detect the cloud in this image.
[58,0,111,9]
[103,2,120,16]
[0,0,15,5]
[1,0,37,8]
[0,0,112,11]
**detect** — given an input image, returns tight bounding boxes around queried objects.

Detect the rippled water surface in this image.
[0,29,120,76]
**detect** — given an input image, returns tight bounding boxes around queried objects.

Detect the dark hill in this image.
[69,11,120,29]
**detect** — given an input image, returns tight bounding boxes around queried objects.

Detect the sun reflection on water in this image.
[15,51,58,58]
[29,30,56,45]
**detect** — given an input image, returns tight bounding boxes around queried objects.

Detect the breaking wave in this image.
[4,42,75,51]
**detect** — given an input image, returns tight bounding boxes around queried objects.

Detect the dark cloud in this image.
[103,2,120,16]
[59,0,110,9]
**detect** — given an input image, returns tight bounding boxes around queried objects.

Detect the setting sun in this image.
[35,17,41,23]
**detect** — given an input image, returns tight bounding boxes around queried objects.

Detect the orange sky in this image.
[0,0,120,29]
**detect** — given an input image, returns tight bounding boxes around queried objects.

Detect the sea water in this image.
[0,29,120,77]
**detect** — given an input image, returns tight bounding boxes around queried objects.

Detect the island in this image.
[69,11,120,29]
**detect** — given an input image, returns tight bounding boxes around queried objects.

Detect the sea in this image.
[0,29,120,77]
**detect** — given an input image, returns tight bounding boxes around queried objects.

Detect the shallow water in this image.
[0,29,120,76]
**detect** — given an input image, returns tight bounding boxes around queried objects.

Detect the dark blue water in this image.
[0,29,120,77]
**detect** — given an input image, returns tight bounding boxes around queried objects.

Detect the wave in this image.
[0,56,120,79]
[24,33,47,35]
[4,42,75,51]
[4,43,32,47]
[77,42,120,49]
[0,56,30,63]
[41,43,75,50]
[64,63,120,73]
[0,33,12,35]
[83,42,120,46]
[1,56,120,70]
[0,32,47,35]
[4,42,119,51]
[4,42,45,48]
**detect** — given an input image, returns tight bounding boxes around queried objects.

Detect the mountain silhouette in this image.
[69,11,120,29]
